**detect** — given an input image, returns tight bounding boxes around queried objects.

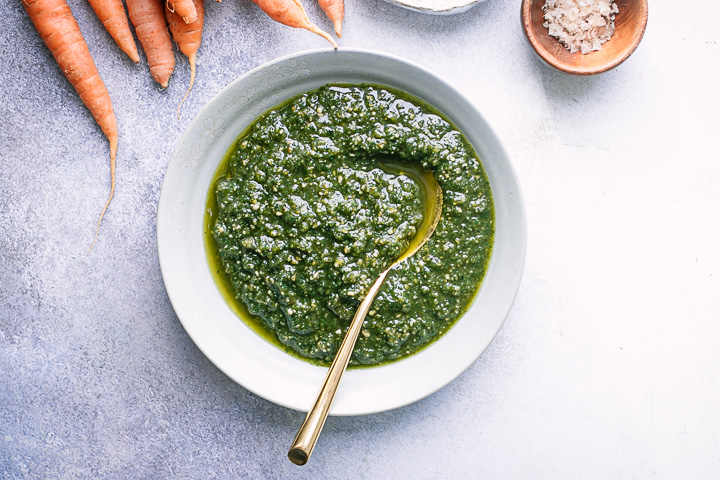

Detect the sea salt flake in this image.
[542,0,619,54]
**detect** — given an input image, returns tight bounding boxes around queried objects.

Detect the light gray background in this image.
[2,0,719,478]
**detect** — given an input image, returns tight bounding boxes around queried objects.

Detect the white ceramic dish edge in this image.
[383,0,489,15]
[157,48,526,416]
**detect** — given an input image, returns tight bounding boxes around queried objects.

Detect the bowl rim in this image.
[521,0,649,75]
[382,0,488,15]
[157,48,527,415]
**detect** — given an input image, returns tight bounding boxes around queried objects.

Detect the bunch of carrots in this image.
[22,0,344,253]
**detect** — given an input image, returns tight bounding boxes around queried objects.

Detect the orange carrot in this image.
[87,0,140,62]
[166,0,197,24]
[318,0,343,37]
[22,0,118,253]
[166,0,204,118]
[250,0,338,49]
[127,0,175,88]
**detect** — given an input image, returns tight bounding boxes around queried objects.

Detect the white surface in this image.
[157,49,526,415]
[2,0,720,477]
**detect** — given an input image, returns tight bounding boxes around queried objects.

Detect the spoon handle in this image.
[288,268,391,465]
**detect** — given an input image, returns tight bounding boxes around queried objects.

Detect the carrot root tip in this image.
[87,135,118,256]
[307,23,339,49]
[177,53,197,121]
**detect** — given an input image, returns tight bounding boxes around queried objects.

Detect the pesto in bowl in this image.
[158,49,525,415]
[206,85,494,366]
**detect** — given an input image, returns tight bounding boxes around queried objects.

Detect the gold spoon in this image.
[288,164,443,466]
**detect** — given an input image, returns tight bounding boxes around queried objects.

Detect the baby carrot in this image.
[87,0,140,62]
[127,0,176,88]
[22,0,119,253]
[166,0,197,24]
[318,0,343,37]
[250,0,338,49]
[166,0,204,117]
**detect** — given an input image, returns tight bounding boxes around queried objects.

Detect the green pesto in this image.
[206,85,494,366]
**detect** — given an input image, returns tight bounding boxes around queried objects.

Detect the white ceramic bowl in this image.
[157,48,526,416]
[383,0,488,15]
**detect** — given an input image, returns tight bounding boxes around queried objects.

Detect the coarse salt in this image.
[543,0,620,55]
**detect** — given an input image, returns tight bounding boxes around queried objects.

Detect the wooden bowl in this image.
[521,0,648,75]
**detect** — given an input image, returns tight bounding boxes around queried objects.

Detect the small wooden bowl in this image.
[521,0,648,75]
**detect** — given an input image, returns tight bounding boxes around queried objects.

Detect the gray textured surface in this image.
[2,0,720,478]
